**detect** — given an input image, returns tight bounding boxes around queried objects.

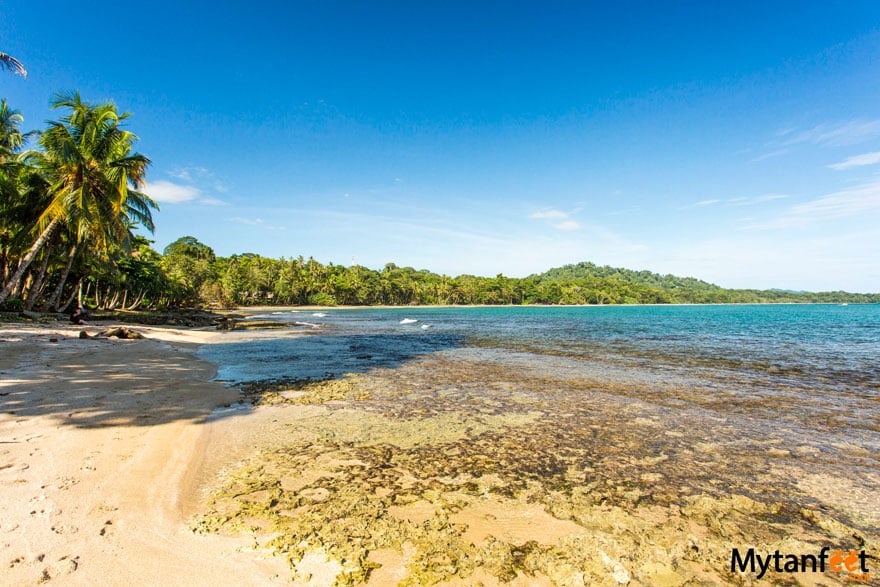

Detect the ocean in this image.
[195,304,880,584]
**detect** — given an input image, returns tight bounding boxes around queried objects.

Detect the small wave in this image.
[400,318,418,324]
[246,314,276,320]
[313,312,328,317]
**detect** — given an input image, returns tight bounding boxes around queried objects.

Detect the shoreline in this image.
[0,321,289,585]
[234,301,873,311]
[2,317,876,585]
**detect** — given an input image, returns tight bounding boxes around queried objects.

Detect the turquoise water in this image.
[204,304,880,392]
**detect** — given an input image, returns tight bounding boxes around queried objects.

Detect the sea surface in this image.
[203,303,879,392]
[195,304,880,584]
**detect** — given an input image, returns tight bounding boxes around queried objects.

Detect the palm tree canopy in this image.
[28,91,156,254]
[0,99,26,158]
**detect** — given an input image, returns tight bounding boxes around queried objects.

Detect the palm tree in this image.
[0,91,156,306]
[0,52,26,78]
[0,100,28,159]
[0,100,32,286]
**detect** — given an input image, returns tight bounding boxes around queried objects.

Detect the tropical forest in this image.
[1,90,878,313]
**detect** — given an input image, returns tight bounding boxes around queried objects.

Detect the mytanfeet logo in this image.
[731,546,872,583]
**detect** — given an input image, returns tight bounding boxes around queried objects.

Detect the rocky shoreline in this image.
[191,355,878,586]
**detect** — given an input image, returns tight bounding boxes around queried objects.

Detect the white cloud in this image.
[680,199,721,210]
[529,209,569,220]
[828,151,880,171]
[745,180,880,229]
[789,181,880,219]
[783,120,880,147]
[169,166,210,182]
[750,148,790,163]
[198,196,229,206]
[754,193,789,203]
[144,180,200,204]
[685,194,789,210]
[529,208,582,230]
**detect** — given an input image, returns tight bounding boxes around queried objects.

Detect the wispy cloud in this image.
[782,119,880,148]
[750,148,791,163]
[679,199,721,210]
[789,181,880,219]
[144,180,229,206]
[683,194,789,210]
[753,120,880,162]
[528,208,581,231]
[169,166,211,182]
[828,151,880,171]
[754,193,789,203]
[529,209,569,220]
[150,167,231,205]
[229,216,287,230]
[144,180,201,204]
[745,180,880,229]
[230,217,264,225]
[198,196,229,206]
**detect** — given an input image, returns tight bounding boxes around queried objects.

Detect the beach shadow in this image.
[0,337,253,429]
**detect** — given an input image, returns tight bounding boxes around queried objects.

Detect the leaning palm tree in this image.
[0,91,155,305]
[0,52,26,78]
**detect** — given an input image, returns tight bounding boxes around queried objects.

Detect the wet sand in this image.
[2,321,877,585]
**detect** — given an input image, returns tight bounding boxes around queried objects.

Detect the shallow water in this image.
[196,305,880,585]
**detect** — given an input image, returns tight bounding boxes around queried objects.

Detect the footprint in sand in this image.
[51,523,78,535]
[99,520,114,537]
[40,555,79,581]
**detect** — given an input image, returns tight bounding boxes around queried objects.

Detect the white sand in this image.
[0,323,289,585]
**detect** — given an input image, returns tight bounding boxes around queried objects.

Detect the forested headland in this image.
[1,92,877,313]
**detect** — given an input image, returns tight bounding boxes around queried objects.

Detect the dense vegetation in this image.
[0,92,182,313]
[1,92,877,313]
[157,246,880,307]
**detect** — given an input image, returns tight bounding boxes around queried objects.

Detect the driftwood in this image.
[80,327,145,340]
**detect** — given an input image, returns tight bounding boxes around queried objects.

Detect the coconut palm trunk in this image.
[0,217,59,305]
[44,242,77,311]
[24,245,53,311]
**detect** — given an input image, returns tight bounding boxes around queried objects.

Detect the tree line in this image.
[2,91,877,314]
[159,240,880,307]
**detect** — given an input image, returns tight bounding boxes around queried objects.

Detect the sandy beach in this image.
[2,316,877,586]
[0,321,289,585]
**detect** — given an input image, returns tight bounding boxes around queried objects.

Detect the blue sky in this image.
[3,1,880,291]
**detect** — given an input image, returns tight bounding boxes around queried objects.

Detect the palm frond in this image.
[0,52,27,78]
